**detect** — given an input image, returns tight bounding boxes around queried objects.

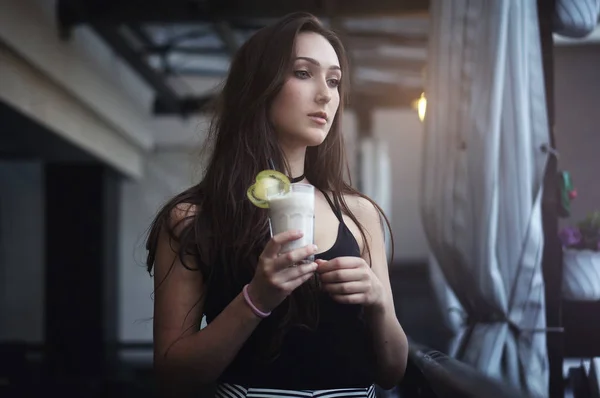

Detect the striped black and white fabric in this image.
[215,383,376,398]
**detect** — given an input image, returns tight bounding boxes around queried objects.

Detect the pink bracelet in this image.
[242,284,271,318]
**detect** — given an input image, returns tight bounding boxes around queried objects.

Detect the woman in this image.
[146,12,408,397]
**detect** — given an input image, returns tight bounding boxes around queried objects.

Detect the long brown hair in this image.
[146,12,393,360]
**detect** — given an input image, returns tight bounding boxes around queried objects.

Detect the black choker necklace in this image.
[290,174,305,183]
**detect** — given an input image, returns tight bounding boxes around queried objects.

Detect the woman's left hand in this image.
[316,257,385,308]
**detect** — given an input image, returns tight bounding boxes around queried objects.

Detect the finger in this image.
[322,281,366,295]
[273,244,318,270]
[262,230,304,258]
[316,257,363,274]
[319,268,366,284]
[283,267,318,291]
[314,259,328,272]
[329,293,367,305]
[279,261,318,282]
[315,258,331,273]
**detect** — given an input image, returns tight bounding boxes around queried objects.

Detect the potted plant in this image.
[559,211,600,301]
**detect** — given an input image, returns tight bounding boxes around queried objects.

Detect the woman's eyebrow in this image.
[295,56,341,71]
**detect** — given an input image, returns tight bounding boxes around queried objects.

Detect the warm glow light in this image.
[417,92,427,122]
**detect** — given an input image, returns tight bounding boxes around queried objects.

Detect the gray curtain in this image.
[554,0,600,38]
[421,1,550,396]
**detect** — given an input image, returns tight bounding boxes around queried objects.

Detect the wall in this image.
[373,109,430,262]
[119,148,203,342]
[554,45,600,224]
[0,161,45,342]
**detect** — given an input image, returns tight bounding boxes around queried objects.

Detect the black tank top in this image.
[203,190,376,390]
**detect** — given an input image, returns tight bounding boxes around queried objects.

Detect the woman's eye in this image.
[327,78,340,88]
[294,70,311,79]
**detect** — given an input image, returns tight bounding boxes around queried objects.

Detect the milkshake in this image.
[246,171,315,263]
[267,183,315,262]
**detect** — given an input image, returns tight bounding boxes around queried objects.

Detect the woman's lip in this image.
[309,115,327,125]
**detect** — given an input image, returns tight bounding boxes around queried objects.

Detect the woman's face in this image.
[269,32,342,148]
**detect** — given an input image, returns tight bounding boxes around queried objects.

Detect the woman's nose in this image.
[315,83,332,104]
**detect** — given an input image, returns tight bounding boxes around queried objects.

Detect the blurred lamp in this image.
[417,92,427,122]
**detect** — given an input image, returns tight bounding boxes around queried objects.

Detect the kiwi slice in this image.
[256,170,290,185]
[246,170,291,209]
[247,184,269,208]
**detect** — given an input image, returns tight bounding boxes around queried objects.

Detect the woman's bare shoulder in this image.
[343,193,381,223]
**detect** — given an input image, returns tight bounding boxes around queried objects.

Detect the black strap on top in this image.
[319,189,343,223]
[290,174,305,183]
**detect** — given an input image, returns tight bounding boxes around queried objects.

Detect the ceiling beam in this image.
[127,23,154,48]
[57,0,429,26]
[355,57,426,74]
[166,67,228,77]
[92,25,183,115]
[346,32,428,48]
[153,95,216,116]
[57,0,429,118]
[142,45,228,56]
[213,21,240,55]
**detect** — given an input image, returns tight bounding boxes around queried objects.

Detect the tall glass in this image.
[267,183,315,264]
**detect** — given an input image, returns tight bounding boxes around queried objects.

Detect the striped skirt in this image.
[215,383,377,398]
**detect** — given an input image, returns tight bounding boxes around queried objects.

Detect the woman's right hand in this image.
[246,230,318,314]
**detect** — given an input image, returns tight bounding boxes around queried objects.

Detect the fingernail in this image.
[313,244,318,251]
